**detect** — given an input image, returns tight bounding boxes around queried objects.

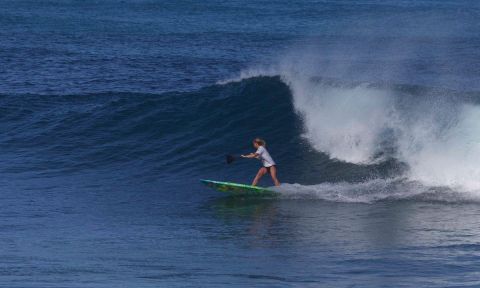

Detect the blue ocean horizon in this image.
[1,1,480,287]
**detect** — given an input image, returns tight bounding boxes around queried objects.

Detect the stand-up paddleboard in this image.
[201,179,276,196]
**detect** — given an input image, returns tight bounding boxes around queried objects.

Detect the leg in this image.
[252,167,267,186]
[269,166,281,186]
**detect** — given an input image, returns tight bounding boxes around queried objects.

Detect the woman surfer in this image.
[242,138,280,186]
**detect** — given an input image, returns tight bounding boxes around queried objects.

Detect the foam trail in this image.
[273,179,480,203]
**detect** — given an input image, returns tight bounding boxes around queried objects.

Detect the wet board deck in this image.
[200,179,276,196]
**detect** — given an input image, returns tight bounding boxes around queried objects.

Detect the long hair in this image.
[253,138,266,147]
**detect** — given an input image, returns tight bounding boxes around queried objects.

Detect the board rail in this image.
[200,179,275,196]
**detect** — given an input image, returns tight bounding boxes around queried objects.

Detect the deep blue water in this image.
[2,0,480,287]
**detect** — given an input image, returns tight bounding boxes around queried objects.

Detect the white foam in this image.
[272,179,480,203]
[283,76,395,163]
[286,75,480,192]
[399,104,480,189]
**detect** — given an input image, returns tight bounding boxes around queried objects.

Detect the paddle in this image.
[226,153,256,164]
[226,154,240,164]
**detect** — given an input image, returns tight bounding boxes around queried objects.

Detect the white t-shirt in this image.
[255,146,276,167]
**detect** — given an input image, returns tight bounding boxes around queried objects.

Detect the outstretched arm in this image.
[241,153,259,159]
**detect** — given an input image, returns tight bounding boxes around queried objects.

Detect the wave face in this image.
[4,72,480,201]
[0,77,402,187]
[0,78,295,179]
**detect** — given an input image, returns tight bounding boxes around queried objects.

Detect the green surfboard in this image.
[201,179,276,196]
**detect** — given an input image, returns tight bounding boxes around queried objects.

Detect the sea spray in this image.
[398,103,480,190]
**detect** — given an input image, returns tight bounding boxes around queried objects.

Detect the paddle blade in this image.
[226,154,235,164]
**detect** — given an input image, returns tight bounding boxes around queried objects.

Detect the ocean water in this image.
[2,0,480,287]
